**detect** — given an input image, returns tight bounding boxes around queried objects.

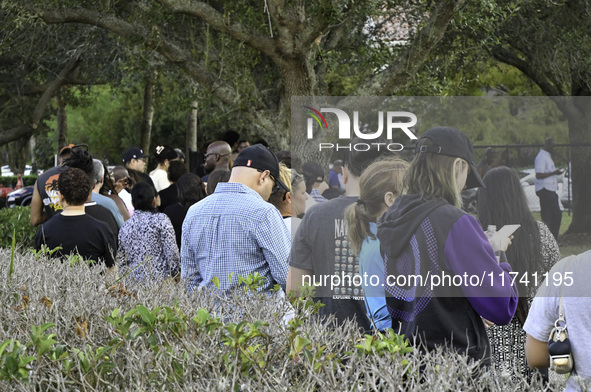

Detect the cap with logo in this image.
[233,144,289,192]
[122,147,146,163]
[154,145,178,162]
[416,126,485,189]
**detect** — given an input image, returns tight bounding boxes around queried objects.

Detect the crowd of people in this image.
[30,129,589,388]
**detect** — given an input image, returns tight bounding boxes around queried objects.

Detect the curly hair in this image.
[58,167,92,206]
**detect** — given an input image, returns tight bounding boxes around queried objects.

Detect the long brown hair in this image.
[346,157,409,255]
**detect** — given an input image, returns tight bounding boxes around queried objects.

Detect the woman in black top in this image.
[164,173,207,250]
[35,167,117,267]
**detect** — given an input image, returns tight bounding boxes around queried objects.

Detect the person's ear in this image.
[58,191,65,204]
[257,170,267,186]
[285,191,292,204]
[384,191,396,207]
[342,166,349,184]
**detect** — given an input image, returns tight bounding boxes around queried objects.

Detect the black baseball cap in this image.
[302,162,325,183]
[122,147,146,163]
[154,145,178,162]
[233,144,289,192]
[416,126,485,189]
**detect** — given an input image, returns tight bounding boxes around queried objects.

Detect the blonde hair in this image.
[268,163,292,208]
[345,157,409,255]
[403,138,467,208]
[278,163,291,193]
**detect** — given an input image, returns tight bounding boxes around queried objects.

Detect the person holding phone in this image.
[478,166,560,380]
[535,138,562,240]
[378,127,518,367]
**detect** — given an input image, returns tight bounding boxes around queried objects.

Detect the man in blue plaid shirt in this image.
[181,144,291,293]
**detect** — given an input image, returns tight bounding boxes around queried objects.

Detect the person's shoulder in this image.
[154,211,172,222]
[311,195,355,212]
[84,212,111,228]
[40,213,63,229]
[431,200,466,220]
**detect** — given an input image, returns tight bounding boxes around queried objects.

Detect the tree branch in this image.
[0,124,33,146]
[489,45,564,97]
[31,56,80,128]
[350,0,466,97]
[155,0,280,61]
[35,7,267,119]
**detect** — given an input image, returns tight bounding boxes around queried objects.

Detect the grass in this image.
[530,211,589,257]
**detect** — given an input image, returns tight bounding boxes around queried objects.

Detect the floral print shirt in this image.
[118,210,180,283]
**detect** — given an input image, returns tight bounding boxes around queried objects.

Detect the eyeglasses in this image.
[257,169,281,194]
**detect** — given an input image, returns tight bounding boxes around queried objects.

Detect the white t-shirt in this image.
[118,188,134,217]
[149,168,171,192]
[534,148,558,192]
[523,252,591,391]
[283,217,302,240]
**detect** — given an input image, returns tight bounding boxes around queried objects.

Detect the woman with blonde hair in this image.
[268,163,304,236]
[377,127,518,366]
[345,157,409,331]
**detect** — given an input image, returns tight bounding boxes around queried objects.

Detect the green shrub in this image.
[0,207,37,249]
[0,249,576,391]
[0,176,37,188]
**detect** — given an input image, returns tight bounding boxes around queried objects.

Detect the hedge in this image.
[0,248,578,391]
[0,206,37,249]
[0,175,38,188]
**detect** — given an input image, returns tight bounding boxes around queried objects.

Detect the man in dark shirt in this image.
[122,147,155,188]
[30,144,74,226]
[35,167,117,267]
[288,139,390,332]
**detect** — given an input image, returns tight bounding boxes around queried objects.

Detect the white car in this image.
[1,165,14,177]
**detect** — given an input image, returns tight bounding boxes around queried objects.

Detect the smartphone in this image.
[491,224,521,243]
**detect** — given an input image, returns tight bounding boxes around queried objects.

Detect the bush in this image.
[0,249,576,391]
[0,207,37,249]
[0,176,37,188]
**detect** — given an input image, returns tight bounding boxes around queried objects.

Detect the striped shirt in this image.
[181,182,291,293]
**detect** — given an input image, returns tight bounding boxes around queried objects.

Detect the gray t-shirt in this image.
[291,195,371,332]
[523,251,591,391]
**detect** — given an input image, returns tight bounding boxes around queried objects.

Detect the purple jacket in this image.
[377,194,518,365]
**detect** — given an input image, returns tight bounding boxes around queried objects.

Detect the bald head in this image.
[205,141,232,173]
[111,166,130,182]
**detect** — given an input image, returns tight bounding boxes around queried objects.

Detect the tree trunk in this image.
[56,89,67,153]
[140,70,157,161]
[278,57,320,165]
[562,96,591,234]
[186,100,198,170]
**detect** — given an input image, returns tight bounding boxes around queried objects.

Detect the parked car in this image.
[6,185,34,208]
[1,165,14,177]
